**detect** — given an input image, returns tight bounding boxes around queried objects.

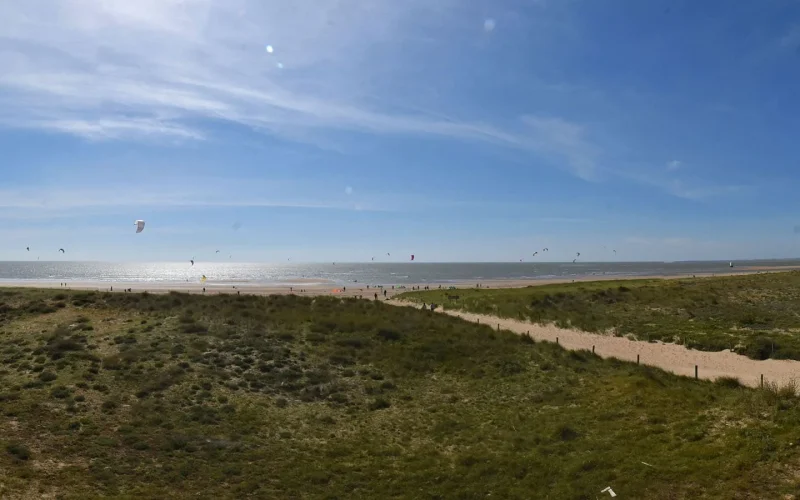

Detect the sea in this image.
[0,260,797,287]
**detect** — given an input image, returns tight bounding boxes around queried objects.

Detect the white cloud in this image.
[666,160,682,171]
[0,0,597,174]
[345,186,353,195]
[32,118,203,141]
[522,115,598,179]
[666,183,743,201]
[780,25,800,48]
[0,181,387,219]
[624,236,693,246]
[618,168,744,201]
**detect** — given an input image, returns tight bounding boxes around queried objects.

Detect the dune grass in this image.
[400,271,800,361]
[0,288,800,498]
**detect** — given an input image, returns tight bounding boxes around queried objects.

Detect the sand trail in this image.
[394,301,800,388]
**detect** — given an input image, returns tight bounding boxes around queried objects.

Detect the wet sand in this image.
[4,265,795,299]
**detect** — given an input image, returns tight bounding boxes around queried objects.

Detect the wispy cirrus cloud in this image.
[616,166,745,201]
[0,180,388,220]
[666,160,682,171]
[522,115,599,180]
[0,0,601,179]
[780,24,800,48]
[624,236,694,246]
[29,118,205,141]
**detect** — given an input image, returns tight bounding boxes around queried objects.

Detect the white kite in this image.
[135,220,145,233]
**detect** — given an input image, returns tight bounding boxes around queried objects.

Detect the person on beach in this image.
[383,289,387,298]
[202,288,206,293]
[374,293,378,300]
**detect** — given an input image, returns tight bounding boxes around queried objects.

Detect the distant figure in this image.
[422,302,426,309]
[237,291,240,295]
[110,286,113,291]
[202,287,206,293]
[383,289,387,297]
[375,293,378,300]
[290,287,293,292]
[343,286,346,292]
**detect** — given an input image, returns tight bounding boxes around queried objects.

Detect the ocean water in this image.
[0,260,797,287]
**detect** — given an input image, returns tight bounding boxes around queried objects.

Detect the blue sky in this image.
[1,0,800,262]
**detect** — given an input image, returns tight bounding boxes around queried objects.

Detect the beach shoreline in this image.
[2,266,797,299]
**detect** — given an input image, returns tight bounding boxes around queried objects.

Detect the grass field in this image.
[400,271,800,361]
[1,288,800,498]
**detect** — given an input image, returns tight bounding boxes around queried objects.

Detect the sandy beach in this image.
[4,265,796,300]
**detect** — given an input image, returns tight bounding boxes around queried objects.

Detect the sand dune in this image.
[7,272,800,388]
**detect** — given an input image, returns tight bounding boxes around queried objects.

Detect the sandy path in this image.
[394,301,800,388]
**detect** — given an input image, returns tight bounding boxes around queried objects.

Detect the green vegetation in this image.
[0,288,800,498]
[401,271,800,360]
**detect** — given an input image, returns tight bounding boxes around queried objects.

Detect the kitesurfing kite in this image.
[576,252,581,257]
[532,251,538,257]
[410,254,415,261]
[572,258,577,263]
[58,248,65,253]
[135,220,145,233]
[613,249,617,255]
[543,248,549,252]
[387,253,391,256]
[201,275,207,283]
[26,247,29,251]
[190,259,194,266]
[215,250,220,254]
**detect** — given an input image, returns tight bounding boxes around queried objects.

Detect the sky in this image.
[2,0,800,262]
